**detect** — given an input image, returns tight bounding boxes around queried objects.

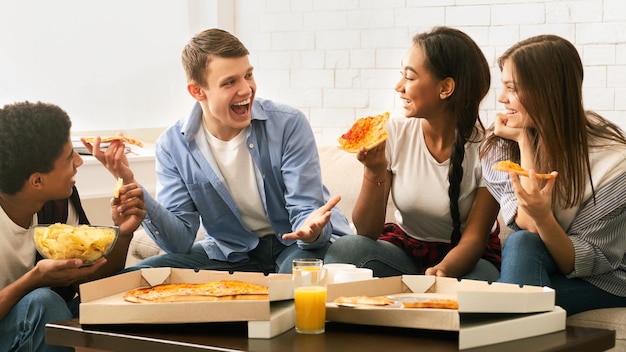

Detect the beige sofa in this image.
[127,145,624,349]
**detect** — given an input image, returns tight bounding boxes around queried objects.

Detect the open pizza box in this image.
[79,267,294,331]
[326,275,566,350]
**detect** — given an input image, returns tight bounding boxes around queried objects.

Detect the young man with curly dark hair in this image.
[0,101,146,351]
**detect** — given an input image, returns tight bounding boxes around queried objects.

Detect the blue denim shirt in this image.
[141,98,352,262]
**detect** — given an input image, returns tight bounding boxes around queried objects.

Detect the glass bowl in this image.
[32,223,119,265]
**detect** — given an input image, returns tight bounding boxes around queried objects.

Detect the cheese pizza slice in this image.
[338,112,390,153]
[83,135,144,148]
[333,295,395,307]
[492,160,555,180]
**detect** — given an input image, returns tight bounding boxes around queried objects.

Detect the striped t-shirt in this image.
[482,142,626,297]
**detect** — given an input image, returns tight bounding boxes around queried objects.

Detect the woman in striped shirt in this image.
[480,35,626,315]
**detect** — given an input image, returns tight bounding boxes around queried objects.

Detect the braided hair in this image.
[413,27,490,246]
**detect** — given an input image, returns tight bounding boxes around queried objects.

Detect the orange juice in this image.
[294,286,327,333]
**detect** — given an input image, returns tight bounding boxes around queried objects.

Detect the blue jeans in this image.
[135,235,331,274]
[499,230,626,315]
[324,235,500,282]
[0,288,77,352]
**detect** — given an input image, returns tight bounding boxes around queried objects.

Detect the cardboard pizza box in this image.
[79,268,293,325]
[247,300,295,339]
[325,275,565,350]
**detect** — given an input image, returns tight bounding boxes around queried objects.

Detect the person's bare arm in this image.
[352,143,392,239]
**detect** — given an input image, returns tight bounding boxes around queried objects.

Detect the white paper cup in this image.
[332,267,373,284]
[323,263,356,284]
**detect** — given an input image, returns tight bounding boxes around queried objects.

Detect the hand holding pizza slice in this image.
[338,112,390,153]
[492,160,556,180]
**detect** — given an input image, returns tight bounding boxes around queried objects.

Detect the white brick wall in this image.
[234,0,626,145]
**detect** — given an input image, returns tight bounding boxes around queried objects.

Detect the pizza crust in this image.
[492,160,555,179]
[338,112,390,153]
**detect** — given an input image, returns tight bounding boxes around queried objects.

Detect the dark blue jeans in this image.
[324,235,500,281]
[499,230,626,315]
[0,288,76,352]
[134,235,331,274]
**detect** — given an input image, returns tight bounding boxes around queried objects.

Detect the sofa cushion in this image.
[128,227,163,261]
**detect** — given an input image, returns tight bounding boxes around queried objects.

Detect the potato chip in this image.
[114,177,123,198]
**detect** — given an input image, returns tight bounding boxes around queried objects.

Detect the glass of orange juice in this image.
[292,258,326,334]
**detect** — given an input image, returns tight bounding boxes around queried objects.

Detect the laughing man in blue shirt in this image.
[85,28,352,273]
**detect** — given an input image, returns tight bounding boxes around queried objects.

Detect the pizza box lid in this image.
[325,275,563,349]
[79,268,293,325]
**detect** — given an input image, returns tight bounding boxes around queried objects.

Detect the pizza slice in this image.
[333,295,395,307]
[492,160,556,180]
[83,135,144,148]
[337,112,390,153]
[401,298,458,309]
[123,280,269,303]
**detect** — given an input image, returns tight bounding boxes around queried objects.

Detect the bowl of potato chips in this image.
[32,223,119,265]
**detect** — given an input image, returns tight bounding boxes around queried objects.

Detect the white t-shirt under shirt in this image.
[385,118,485,243]
[199,125,274,237]
[0,201,79,290]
